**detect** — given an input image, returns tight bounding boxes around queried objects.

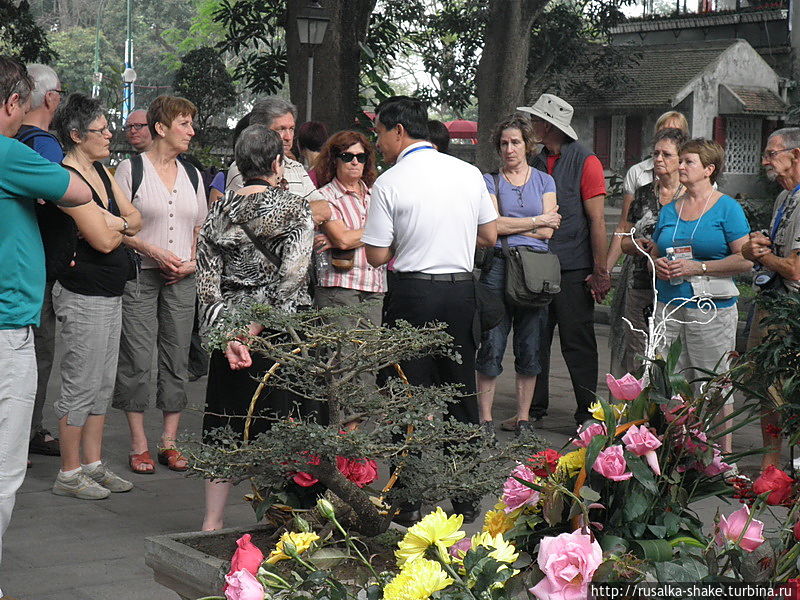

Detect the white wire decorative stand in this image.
[615,228,719,386]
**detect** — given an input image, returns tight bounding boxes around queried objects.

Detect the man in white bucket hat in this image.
[514,93,610,429]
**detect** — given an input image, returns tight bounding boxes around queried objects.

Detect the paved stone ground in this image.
[0,320,772,600]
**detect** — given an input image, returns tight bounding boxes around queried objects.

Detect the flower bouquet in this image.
[200,500,524,600]
[485,340,800,597]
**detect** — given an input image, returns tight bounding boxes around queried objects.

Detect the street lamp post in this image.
[296,1,331,122]
[92,0,109,98]
[122,0,136,122]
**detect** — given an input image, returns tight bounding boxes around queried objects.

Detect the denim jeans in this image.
[475,255,547,377]
[0,326,37,568]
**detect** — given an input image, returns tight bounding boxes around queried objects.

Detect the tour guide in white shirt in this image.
[362,96,497,525]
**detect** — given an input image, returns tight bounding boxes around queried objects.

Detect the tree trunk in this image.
[475,0,550,172]
[307,459,386,536]
[286,0,377,132]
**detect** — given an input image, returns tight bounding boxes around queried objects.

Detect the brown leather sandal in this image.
[129,450,156,474]
[158,448,188,472]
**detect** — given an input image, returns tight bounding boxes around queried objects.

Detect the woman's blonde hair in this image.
[655,111,689,136]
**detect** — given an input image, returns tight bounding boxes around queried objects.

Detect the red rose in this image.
[336,456,378,488]
[225,534,264,588]
[528,449,561,477]
[753,465,794,505]
[291,453,320,487]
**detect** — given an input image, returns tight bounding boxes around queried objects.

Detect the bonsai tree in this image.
[185,303,543,536]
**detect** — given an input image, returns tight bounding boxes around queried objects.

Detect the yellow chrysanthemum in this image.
[265,531,320,564]
[470,532,519,564]
[482,509,516,537]
[383,557,454,600]
[395,507,465,566]
[557,448,586,476]
[589,401,626,421]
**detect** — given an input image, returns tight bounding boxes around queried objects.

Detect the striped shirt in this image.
[317,178,386,293]
[116,154,208,269]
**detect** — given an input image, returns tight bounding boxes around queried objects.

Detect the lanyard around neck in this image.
[402,144,435,159]
[672,189,714,246]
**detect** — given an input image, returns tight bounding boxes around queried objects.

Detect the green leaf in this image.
[366,585,381,600]
[623,487,649,521]
[585,434,609,473]
[600,534,630,555]
[624,450,658,494]
[579,486,601,502]
[654,558,708,581]
[598,399,617,438]
[647,524,667,538]
[663,511,682,537]
[635,539,674,562]
[307,548,350,570]
[666,337,683,376]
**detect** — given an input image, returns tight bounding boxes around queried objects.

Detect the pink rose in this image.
[224,569,265,600]
[449,537,473,559]
[661,401,697,427]
[336,457,378,488]
[716,505,765,552]
[291,453,320,487]
[573,422,607,449]
[622,425,662,475]
[530,530,603,600]
[501,463,541,513]
[225,534,264,583]
[606,373,645,401]
[702,448,731,477]
[592,446,633,482]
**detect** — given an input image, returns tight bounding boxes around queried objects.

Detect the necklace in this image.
[502,165,530,187]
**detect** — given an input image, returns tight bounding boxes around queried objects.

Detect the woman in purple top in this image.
[476,115,561,438]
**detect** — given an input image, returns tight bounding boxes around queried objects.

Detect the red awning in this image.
[445,119,478,140]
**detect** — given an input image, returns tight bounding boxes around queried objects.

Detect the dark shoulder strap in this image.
[239,223,282,269]
[62,164,103,207]
[492,172,504,217]
[177,156,200,193]
[15,126,56,149]
[130,153,144,199]
[92,162,119,215]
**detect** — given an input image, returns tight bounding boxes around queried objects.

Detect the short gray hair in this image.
[235,124,284,180]
[250,96,296,127]
[769,127,800,151]
[26,64,59,110]
[52,93,105,152]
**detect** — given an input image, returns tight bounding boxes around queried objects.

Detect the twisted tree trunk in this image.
[475,0,550,172]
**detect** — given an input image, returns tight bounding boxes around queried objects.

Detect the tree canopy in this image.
[173,46,236,135]
[0,0,56,64]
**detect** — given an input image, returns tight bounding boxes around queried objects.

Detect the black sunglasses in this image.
[337,152,368,164]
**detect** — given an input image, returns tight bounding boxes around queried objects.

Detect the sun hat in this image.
[517,94,578,140]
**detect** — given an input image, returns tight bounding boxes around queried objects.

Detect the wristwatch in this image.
[531,216,538,229]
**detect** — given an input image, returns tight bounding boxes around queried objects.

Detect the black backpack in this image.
[129,153,200,199]
[15,126,77,281]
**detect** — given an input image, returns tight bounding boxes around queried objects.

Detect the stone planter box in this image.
[145,524,275,600]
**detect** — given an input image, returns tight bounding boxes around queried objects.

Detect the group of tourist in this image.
[2,50,800,585]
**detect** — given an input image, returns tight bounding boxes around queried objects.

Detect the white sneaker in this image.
[83,463,133,493]
[53,471,110,500]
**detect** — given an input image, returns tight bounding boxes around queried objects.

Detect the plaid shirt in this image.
[317,178,387,293]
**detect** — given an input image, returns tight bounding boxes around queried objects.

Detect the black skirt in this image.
[202,349,325,444]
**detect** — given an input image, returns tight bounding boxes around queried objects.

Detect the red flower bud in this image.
[794,520,800,542]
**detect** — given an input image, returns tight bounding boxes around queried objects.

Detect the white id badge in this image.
[672,245,693,261]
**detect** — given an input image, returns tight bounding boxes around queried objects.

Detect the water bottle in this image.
[665,247,682,286]
[315,249,330,282]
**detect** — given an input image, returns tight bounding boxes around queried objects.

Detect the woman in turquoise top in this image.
[652,138,752,457]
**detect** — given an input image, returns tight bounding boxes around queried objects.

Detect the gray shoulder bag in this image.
[495,173,562,308]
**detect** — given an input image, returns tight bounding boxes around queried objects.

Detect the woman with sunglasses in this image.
[477,114,561,439]
[312,131,386,327]
[50,93,141,499]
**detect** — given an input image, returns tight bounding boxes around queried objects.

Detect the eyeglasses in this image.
[763,147,798,160]
[337,152,368,164]
[124,123,148,132]
[48,89,65,96]
[86,126,111,135]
